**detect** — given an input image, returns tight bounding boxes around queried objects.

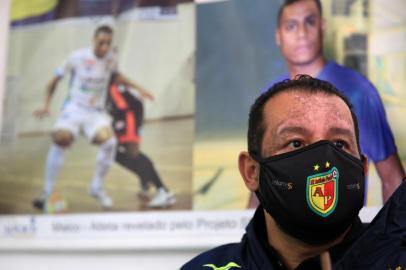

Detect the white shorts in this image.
[53,101,112,141]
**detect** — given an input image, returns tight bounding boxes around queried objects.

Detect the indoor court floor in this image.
[0,117,193,214]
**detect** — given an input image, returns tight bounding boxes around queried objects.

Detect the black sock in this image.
[116,151,166,190]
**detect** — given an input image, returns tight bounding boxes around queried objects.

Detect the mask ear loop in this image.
[249,151,262,163]
[320,251,332,270]
[360,154,368,178]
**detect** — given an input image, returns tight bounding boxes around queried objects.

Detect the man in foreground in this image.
[181,76,406,269]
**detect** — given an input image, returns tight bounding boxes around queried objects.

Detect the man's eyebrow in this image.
[281,18,298,25]
[328,127,356,139]
[281,12,318,23]
[276,125,310,137]
[305,13,317,18]
[304,13,318,20]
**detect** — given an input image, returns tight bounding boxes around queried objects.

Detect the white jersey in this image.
[55,47,118,109]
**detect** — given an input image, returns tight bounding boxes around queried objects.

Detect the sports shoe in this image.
[147,188,176,208]
[90,189,113,209]
[32,193,48,211]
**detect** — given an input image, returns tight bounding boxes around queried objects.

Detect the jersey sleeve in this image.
[54,52,76,78]
[356,79,397,162]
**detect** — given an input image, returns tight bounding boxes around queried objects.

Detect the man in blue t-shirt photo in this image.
[249,0,404,208]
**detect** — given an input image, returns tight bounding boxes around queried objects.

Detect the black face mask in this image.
[253,140,365,245]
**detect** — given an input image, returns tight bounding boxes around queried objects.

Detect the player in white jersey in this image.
[32,25,153,211]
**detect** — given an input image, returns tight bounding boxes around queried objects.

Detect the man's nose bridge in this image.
[297,21,308,37]
[101,43,110,52]
[311,128,328,144]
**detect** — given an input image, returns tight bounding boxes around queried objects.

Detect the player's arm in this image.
[114,72,154,101]
[359,79,405,202]
[33,76,61,119]
[375,152,405,202]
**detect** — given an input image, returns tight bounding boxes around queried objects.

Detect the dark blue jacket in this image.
[334,180,406,269]
[181,182,406,270]
[181,207,277,270]
[181,208,363,269]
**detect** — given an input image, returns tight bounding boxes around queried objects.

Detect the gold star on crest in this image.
[314,164,320,171]
[325,161,330,168]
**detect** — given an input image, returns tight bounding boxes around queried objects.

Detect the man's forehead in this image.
[263,91,354,132]
[259,90,357,157]
[280,0,320,21]
[95,32,112,39]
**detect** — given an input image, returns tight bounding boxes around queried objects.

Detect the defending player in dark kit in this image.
[107,82,176,208]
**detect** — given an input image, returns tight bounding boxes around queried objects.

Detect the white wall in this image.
[0,0,10,135]
[0,249,203,270]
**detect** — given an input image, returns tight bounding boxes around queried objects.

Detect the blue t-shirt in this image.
[270,61,396,162]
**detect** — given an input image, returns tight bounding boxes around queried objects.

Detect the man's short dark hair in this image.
[94,25,113,37]
[248,75,360,158]
[277,0,322,26]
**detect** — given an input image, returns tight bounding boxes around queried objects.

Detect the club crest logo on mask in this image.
[256,140,364,244]
[306,162,339,217]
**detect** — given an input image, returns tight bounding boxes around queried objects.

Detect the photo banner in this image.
[1,0,404,250]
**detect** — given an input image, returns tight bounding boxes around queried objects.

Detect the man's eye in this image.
[305,17,316,26]
[285,22,296,31]
[334,140,346,149]
[98,41,111,46]
[289,140,303,148]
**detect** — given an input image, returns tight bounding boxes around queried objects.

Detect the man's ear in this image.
[238,151,259,192]
[362,154,369,176]
[321,17,326,28]
[321,17,326,35]
[275,28,281,47]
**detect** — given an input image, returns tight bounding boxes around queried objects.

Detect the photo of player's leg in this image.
[116,144,176,208]
[32,101,117,212]
[108,83,176,208]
